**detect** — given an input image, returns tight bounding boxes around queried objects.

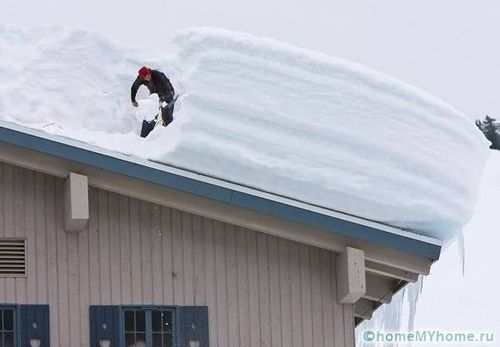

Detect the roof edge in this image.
[0,121,442,260]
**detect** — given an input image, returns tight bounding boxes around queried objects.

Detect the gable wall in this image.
[0,161,355,347]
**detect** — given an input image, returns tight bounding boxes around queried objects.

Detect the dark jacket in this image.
[131,70,175,103]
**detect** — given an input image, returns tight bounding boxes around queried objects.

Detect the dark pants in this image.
[161,103,174,126]
[140,94,175,138]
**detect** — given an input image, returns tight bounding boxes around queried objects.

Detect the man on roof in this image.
[131,66,176,137]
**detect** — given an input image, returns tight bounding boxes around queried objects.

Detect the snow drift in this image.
[0,24,489,240]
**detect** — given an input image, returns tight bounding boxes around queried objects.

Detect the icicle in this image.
[356,277,425,347]
[456,230,466,276]
[405,276,423,331]
[355,283,406,347]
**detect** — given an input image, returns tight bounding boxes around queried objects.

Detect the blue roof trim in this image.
[231,192,440,259]
[0,125,441,260]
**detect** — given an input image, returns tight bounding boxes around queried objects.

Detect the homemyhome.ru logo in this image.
[363,330,495,344]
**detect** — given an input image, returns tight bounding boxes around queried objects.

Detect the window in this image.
[90,305,208,347]
[0,307,15,347]
[0,305,49,347]
[123,308,175,347]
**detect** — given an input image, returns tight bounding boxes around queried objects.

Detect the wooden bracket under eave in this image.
[64,172,89,232]
[337,247,366,304]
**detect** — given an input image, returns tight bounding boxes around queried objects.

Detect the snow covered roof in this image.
[0,120,441,260]
[0,25,489,243]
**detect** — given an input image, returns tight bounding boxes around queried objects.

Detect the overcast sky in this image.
[3,0,499,119]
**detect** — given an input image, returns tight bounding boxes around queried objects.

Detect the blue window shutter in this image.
[89,306,120,347]
[178,306,209,347]
[19,304,50,347]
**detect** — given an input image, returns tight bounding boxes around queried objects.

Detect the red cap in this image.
[138,66,150,78]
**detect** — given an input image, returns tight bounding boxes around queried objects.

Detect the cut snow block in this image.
[64,172,89,232]
[336,247,366,304]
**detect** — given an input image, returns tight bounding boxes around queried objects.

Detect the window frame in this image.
[120,305,178,347]
[0,305,17,347]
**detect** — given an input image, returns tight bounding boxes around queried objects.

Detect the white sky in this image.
[3,0,498,118]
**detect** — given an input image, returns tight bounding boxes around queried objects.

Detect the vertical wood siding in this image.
[0,162,355,347]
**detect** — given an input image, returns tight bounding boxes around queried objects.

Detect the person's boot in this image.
[140,119,157,138]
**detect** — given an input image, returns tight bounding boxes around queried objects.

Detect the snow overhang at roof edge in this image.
[0,121,441,260]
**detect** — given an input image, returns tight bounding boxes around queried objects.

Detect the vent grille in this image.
[0,239,26,276]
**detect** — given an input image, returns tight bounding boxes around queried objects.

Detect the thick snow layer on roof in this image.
[0,25,489,240]
[357,151,500,345]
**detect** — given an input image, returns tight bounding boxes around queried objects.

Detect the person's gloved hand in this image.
[132,101,139,107]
